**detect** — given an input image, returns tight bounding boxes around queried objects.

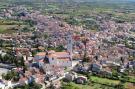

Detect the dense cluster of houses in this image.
[0,5,135,89]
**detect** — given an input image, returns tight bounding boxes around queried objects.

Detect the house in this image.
[90,63,102,73]
[73,64,88,73]
[51,80,61,89]
[0,80,5,89]
[42,64,64,77]
[127,61,135,69]
[75,76,87,84]
[0,83,5,89]
[18,77,28,85]
[34,52,46,61]
[65,72,77,81]
[45,74,57,82]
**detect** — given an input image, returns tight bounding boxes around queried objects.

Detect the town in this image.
[0,0,135,89]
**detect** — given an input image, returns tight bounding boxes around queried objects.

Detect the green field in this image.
[62,81,117,89]
[0,19,28,34]
[62,76,121,89]
[0,25,16,33]
[0,25,27,33]
[62,75,135,89]
[90,76,120,86]
[127,76,135,83]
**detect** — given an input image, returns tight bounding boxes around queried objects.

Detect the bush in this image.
[2,70,18,80]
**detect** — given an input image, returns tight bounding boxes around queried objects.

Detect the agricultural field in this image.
[0,19,28,34]
[62,76,122,89]
[125,83,135,89]
[1,0,135,31]
[0,25,18,33]
[0,25,27,34]
[62,81,118,89]
[62,75,135,89]
[90,76,120,86]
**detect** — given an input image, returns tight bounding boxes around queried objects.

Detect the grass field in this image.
[90,76,120,85]
[0,25,16,33]
[128,76,135,83]
[62,75,121,89]
[62,81,117,89]
[0,25,26,33]
[125,83,135,89]
[69,82,93,89]
[89,76,120,87]
[62,76,135,89]
[0,19,25,25]
[0,19,27,34]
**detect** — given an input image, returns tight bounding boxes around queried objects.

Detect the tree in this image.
[31,50,37,57]
[25,20,37,27]
[55,45,65,52]
[65,17,80,25]
[17,56,25,67]
[0,54,2,62]
[44,33,49,39]
[2,70,18,80]
[29,82,42,89]
[3,54,9,63]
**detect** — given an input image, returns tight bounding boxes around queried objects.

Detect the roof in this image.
[16,48,29,51]
[34,56,44,60]
[49,52,70,58]
[48,52,70,61]
[35,51,70,61]
[34,52,46,60]
[36,52,46,56]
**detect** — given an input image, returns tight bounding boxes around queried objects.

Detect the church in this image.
[33,34,73,67]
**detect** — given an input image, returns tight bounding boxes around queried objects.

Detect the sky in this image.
[87,0,135,1]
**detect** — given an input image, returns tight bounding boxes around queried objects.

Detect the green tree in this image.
[2,70,18,80]
[55,45,65,52]
[17,56,25,67]
[44,33,49,39]
[29,82,42,89]
[65,17,80,25]
[0,54,2,62]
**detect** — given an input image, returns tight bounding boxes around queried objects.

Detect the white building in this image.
[47,51,72,67]
[0,83,5,89]
[34,51,72,67]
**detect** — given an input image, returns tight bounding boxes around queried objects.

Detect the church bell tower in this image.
[67,33,73,61]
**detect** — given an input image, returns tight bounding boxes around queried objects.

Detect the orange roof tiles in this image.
[36,52,46,56]
[51,52,70,59]
[36,51,70,61]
